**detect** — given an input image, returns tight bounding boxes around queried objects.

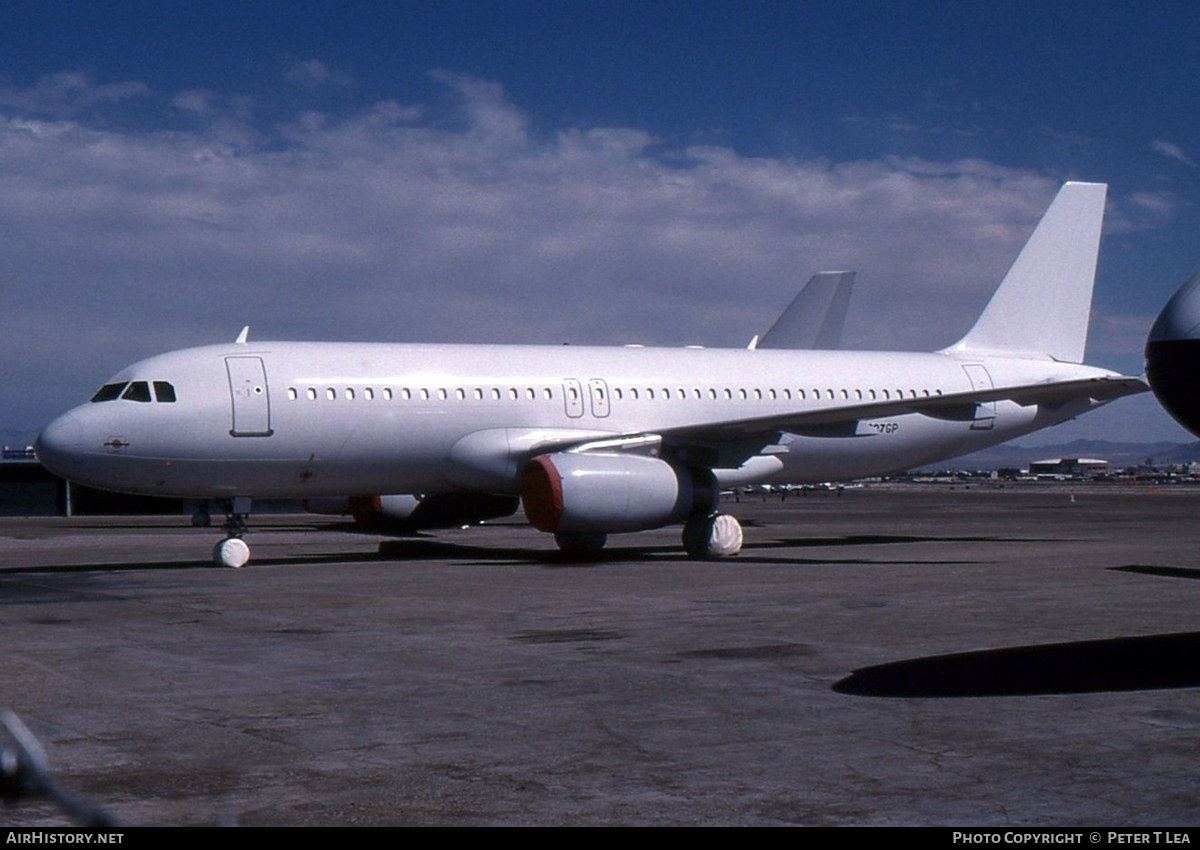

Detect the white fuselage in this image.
[36,341,1120,500]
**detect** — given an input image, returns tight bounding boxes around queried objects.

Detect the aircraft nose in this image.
[35,411,84,477]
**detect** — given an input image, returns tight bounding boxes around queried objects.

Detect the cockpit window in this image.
[90,382,128,403]
[121,381,152,402]
[153,381,177,403]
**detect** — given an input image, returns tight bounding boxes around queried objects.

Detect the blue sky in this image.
[3,1,1199,446]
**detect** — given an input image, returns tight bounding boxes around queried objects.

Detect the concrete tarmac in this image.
[2,484,1200,826]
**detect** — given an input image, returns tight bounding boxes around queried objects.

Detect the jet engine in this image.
[304,493,519,531]
[1145,273,1200,436]
[520,452,717,533]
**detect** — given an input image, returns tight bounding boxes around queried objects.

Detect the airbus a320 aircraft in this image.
[36,182,1147,566]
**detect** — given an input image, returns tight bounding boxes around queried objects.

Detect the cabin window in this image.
[122,382,152,403]
[543,388,553,400]
[345,388,355,400]
[754,389,763,400]
[385,388,395,401]
[287,387,298,401]
[364,387,374,401]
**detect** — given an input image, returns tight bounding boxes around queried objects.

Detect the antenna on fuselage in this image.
[235,326,250,345]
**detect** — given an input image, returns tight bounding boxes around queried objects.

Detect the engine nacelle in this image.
[520,452,716,534]
[304,493,518,530]
[1146,273,1200,436]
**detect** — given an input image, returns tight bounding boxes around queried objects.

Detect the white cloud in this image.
[285,60,353,89]
[0,69,1149,436]
[172,89,215,115]
[1150,139,1195,167]
[1129,190,1176,216]
[0,71,150,115]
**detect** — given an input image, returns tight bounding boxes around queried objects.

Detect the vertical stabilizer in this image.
[757,271,855,350]
[947,182,1106,363]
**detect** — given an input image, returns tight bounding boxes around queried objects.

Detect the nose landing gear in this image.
[210,497,252,568]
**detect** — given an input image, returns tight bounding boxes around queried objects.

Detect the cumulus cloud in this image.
[0,71,150,116]
[0,69,1143,435]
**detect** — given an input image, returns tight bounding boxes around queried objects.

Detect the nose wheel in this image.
[211,497,252,568]
[213,537,250,568]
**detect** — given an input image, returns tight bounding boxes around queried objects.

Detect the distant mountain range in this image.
[929,439,1200,471]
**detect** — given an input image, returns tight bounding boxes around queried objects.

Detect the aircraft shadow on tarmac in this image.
[9,531,1022,572]
[834,631,1200,697]
[375,535,1004,568]
[1111,564,1200,581]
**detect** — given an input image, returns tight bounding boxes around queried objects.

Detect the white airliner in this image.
[36,182,1147,566]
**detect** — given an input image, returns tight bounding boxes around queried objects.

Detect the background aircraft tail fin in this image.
[757,271,855,350]
[946,181,1107,363]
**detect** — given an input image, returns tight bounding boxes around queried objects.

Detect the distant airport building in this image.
[1027,457,1109,478]
[1,449,182,516]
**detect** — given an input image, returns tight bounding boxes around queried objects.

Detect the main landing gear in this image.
[682,512,743,559]
[549,513,744,559]
[203,497,252,568]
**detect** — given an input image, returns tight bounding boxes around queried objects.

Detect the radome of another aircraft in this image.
[1145,273,1200,436]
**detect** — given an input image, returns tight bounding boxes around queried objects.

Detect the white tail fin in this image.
[757,271,855,350]
[947,182,1106,363]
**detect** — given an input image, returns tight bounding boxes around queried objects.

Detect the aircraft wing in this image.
[660,374,1149,442]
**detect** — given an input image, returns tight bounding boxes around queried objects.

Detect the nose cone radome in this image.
[34,411,84,478]
[1146,274,1200,436]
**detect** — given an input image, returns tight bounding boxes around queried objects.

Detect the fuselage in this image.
[36,340,1121,500]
